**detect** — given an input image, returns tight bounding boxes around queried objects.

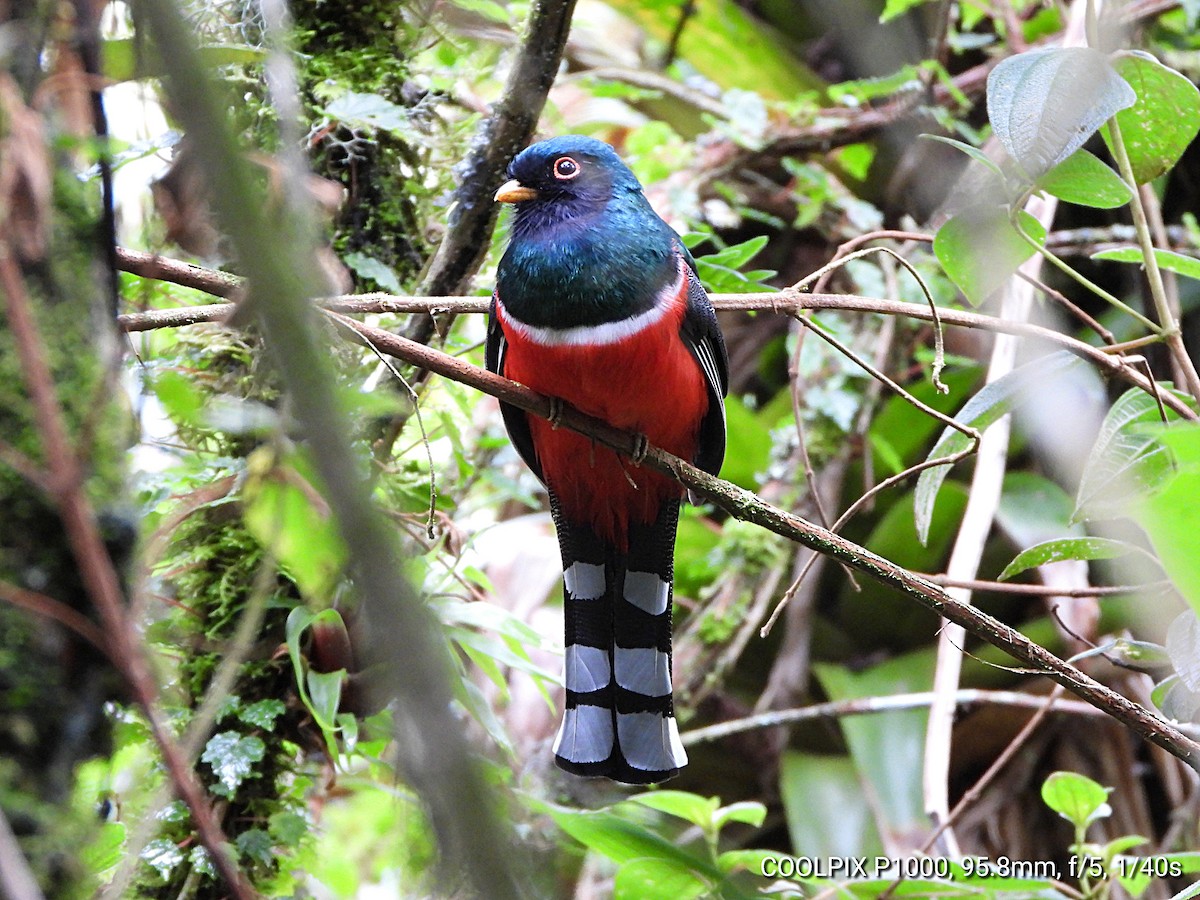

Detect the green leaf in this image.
[235,828,275,867]
[324,91,410,134]
[343,251,403,293]
[779,752,882,859]
[141,838,184,881]
[81,821,126,876]
[1036,148,1132,208]
[1075,388,1197,521]
[711,800,767,831]
[306,668,346,731]
[933,207,1046,306]
[152,370,205,426]
[238,698,286,729]
[879,0,938,23]
[243,449,347,600]
[700,235,767,270]
[987,47,1135,179]
[815,653,935,836]
[999,536,1142,581]
[717,848,775,875]
[613,858,710,900]
[915,352,1081,544]
[201,731,266,797]
[1041,771,1111,829]
[1104,52,1200,184]
[102,39,266,82]
[625,791,719,830]
[1092,247,1200,281]
[919,134,1005,181]
[546,806,719,876]
[1168,611,1200,695]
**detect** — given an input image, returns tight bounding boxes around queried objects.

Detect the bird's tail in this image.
[551,498,687,784]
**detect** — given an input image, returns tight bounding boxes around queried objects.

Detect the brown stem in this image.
[0,251,254,899]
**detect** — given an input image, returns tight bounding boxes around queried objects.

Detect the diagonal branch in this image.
[318,311,1200,770]
[112,248,1200,769]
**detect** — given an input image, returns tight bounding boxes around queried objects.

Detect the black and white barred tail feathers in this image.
[552,498,687,783]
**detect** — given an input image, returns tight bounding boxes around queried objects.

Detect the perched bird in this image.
[486,136,728,783]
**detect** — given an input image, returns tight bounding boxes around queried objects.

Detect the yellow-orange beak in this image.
[494,179,539,204]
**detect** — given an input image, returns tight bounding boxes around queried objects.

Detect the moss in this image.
[291,0,433,286]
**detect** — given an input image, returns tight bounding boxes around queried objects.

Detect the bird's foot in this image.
[547,397,565,430]
[630,433,649,465]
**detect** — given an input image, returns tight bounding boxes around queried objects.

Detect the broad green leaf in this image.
[779,752,883,859]
[999,536,1142,581]
[934,207,1046,306]
[1075,387,1196,520]
[717,396,772,490]
[613,858,710,900]
[1036,148,1132,208]
[987,47,1135,179]
[153,370,205,426]
[879,0,938,23]
[915,352,1081,544]
[546,806,719,875]
[343,251,403,293]
[814,652,934,836]
[995,472,1085,550]
[235,829,275,867]
[81,821,126,876]
[243,448,347,600]
[102,39,266,82]
[1105,52,1200,184]
[1092,247,1200,281]
[324,91,410,134]
[717,848,775,875]
[1041,771,1111,829]
[1127,427,1200,608]
[625,791,718,830]
[306,669,346,731]
[711,800,767,832]
[201,731,266,797]
[610,0,819,100]
[1167,611,1200,694]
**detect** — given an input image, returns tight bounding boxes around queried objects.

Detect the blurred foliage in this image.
[1,0,1198,897]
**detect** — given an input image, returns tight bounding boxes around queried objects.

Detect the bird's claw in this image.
[630,433,649,465]
[547,397,564,429]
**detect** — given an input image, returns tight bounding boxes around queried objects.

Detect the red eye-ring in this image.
[553,156,581,180]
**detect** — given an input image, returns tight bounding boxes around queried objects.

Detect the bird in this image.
[485,135,728,783]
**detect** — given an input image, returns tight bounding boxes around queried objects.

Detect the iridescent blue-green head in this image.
[495,135,682,328]
[494,135,647,238]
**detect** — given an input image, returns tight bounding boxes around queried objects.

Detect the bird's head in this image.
[495,136,642,235]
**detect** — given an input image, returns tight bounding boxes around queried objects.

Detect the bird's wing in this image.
[486,294,544,483]
[677,251,729,477]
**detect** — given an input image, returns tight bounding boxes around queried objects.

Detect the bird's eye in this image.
[553,156,580,180]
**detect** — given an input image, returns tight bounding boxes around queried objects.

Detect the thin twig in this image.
[925,574,1169,597]
[683,686,1101,746]
[0,579,110,656]
[112,250,1198,422]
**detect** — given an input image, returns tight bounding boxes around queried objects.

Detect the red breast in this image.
[497,279,709,550]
